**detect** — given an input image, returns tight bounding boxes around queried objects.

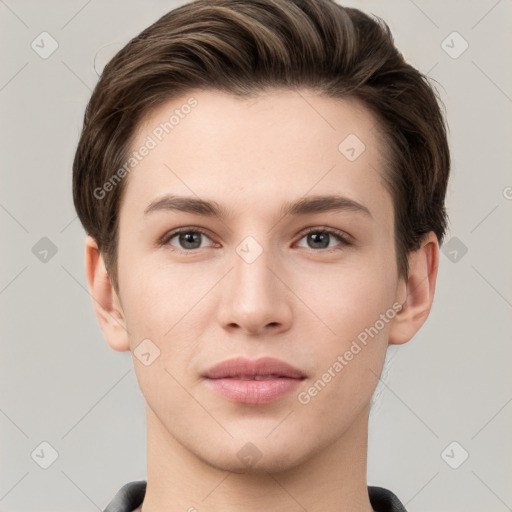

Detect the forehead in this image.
[120,88,391,222]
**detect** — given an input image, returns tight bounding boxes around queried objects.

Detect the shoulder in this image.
[368,485,408,512]
[103,480,146,512]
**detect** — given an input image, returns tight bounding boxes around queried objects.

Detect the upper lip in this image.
[204,356,305,379]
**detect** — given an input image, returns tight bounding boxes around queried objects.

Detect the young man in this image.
[72,0,450,510]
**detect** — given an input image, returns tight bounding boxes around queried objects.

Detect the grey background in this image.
[1,0,511,511]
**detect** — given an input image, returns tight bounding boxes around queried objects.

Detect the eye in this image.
[160,227,216,252]
[159,226,352,254]
[295,227,352,251]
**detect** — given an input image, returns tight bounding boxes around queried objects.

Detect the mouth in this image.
[203,356,306,379]
[203,356,306,405]
[231,374,287,380]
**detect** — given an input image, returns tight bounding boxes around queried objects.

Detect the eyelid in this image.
[158,226,216,247]
[297,226,352,243]
[294,226,353,250]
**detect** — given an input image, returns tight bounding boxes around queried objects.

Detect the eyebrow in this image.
[144,194,372,219]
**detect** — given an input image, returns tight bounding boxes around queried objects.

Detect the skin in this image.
[85,89,439,512]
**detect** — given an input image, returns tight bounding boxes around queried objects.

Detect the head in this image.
[73,0,449,473]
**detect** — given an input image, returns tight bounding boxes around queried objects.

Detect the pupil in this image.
[309,232,328,249]
[181,232,200,249]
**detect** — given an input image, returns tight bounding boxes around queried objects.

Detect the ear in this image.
[84,236,130,352]
[388,231,440,345]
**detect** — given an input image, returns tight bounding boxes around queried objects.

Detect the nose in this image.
[216,240,293,337]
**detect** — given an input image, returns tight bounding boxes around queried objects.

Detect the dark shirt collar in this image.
[103,480,408,512]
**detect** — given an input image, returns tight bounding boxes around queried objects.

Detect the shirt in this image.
[103,480,408,512]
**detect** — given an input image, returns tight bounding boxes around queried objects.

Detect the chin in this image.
[194,438,309,475]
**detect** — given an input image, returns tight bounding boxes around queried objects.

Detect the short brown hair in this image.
[73,0,450,293]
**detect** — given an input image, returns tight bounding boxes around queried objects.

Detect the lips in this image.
[203,357,306,405]
[203,356,305,380]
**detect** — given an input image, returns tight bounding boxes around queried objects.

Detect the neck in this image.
[140,405,374,512]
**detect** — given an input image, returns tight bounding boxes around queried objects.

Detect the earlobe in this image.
[388,232,440,345]
[84,236,130,352]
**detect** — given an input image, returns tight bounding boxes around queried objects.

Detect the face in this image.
[114,88,404,472]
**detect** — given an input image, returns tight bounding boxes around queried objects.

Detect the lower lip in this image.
[206,377,303,405]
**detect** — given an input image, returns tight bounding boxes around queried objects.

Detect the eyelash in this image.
[159,226,352,254]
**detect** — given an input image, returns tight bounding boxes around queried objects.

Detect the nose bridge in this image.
[232,232,278,305]
[218,231,291,334]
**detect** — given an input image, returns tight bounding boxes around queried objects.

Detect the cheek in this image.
[295,275,393,427]
[300,257,396,397]
[118,240,183,326]
[118,252,212,372]
[120,262,203,416]
[310,259,397,342]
